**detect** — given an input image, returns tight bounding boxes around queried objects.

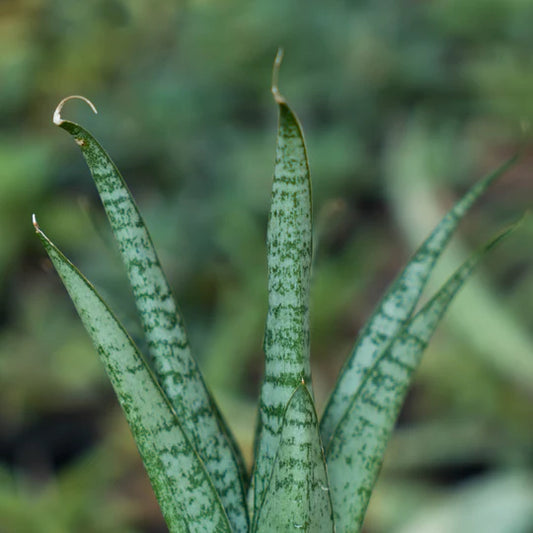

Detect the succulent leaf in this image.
[326,223,518,532]
[320,154,517,448]
[252,52,314,518]
[34,222,233,533]
[52,96,248,532]
[255,384,334,533]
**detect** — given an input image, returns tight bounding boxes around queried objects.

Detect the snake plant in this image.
[34,51,518,532]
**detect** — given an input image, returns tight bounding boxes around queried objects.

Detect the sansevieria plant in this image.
[34,51,520,532]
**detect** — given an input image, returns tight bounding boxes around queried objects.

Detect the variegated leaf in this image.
[320,155,517,448]
[52,96,248,532]
[252,52,313,519]
[255,384,334,533]
[35,221,232,533]
[326,223,517,532]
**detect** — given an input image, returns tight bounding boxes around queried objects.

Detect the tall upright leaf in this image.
[320,155,517,447]
[326,224,517,532]
[52,96,248,531]
[385,128,533,392]
[254,384,334,533]
[252,52,313,517]
[34,220,232,533]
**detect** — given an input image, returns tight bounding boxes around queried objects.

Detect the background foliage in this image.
[0,0,532,531]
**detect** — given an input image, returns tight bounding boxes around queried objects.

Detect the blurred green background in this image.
[1,0,532,531]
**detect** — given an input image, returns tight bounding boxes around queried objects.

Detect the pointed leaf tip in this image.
[32,213,40,232]
[53,95,98,126]
[253,70,313,519]
[486,214,524,249]
[271,48,286,104]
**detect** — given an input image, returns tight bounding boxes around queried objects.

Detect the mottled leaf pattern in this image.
[35,224,232,533]
[37,75,517,533]
[53,97,248,532]
[320,155,517,448]
[326,225,516,532]
[253,64,313,519]
[255,384,334,533]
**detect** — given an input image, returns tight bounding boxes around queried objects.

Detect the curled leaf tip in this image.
[32,213,41,232]
[271,48,286,104]
[53,95,98,126]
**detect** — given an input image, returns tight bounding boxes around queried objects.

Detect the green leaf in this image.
[325,223,517,532]
[52,96,248,532]
[254,384,335,533]
[384,128,533,392]
[252,52,313,518]
[34,221,232,533]
[320,154,517,447]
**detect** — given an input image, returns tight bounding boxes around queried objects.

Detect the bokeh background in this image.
[1,1,533,531]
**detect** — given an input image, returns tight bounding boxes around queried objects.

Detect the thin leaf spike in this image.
[253,50,314,517]
[255,384,335,533]
[326,223,518,532]
[33,218,233,533]
[52,96,248,531]
[320,154,517,447]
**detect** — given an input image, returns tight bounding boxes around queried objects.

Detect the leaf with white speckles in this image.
[52,97,248,532]
[255,385,334,533]
[252,53,313,521]
[35,224,232,533]
[326,223,518,532]
[320,154,517,449]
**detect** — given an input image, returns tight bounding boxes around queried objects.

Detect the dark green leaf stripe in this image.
[320,154,517,448]
[326,224,517,532]
[35,221,232,533]
[253,53,313,518]
[254,384,334,533]
[53,96,248,532]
